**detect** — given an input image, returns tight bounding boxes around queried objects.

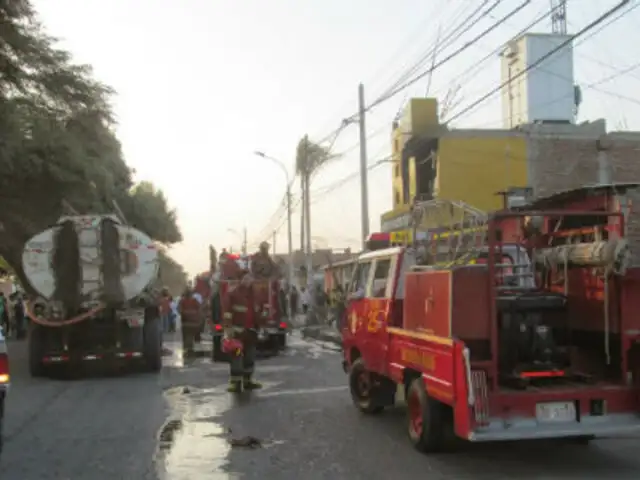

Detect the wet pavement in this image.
[2,330,640,479]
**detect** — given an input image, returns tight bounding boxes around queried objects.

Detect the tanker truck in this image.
[22,214,162,377]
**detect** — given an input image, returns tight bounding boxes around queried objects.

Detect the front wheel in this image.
[349,358,383,414]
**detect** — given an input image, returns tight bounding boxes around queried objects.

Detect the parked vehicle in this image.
[23,214,162,377]
[0,328,9,457]
[342,194,640,452]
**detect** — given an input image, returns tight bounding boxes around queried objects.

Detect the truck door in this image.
[364,255,395,374]
[346,259,373,345]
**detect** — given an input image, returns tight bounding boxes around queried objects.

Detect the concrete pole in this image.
[358,83,370,249]
[304,136,313,288]
[286,185,294,324]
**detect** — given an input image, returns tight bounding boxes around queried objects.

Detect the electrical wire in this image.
[367,0,532,112]
[446,0,632,124]
[431,5,554,100]
[373,0,501,104]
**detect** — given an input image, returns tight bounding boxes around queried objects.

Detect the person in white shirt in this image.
[301,287,311,314]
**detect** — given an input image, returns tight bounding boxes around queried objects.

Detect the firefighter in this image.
[178,285,202,355]
[251,241,279,279]
[221,272,262,393]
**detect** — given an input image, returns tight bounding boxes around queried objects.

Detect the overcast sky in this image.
[33,0,640,275]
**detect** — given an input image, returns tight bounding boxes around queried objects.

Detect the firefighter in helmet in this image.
[251,241,279,279]
[178,284,202,355]
[221,271,262,393]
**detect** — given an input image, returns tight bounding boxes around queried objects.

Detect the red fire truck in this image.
[342,194,640,452]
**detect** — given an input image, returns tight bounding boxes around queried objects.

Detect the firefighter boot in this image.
[227,377,242,393]
[242,375,262,390]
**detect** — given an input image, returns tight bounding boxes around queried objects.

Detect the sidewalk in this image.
[300,325,342,346]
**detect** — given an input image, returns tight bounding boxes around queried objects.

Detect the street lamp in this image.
[254,151,294,324]
[227,228,247,255]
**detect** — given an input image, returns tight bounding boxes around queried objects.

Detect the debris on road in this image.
[226,428,262,449]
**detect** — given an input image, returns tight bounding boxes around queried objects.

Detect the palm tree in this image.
[294,135,333,177]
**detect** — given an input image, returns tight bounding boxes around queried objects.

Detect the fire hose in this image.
[533,238,630,276]
[26,302,106,327]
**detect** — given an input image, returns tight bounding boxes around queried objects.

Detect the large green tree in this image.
[0,0,183,290]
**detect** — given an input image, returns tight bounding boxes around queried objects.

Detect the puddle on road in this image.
[155,386,236,479]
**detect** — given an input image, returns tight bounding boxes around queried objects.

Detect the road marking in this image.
[258,385,348,398]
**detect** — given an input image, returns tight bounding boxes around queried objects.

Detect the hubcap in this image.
[408,390,423,436]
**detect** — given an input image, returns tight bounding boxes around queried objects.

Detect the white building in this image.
[500,33,578,129]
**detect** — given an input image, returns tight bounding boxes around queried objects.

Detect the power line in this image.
[373,0,501,104]
[309,1,528,164]
[367,0,532,112]
[431,5,554,99]
[446,0,632,124]
[308,0,461,145]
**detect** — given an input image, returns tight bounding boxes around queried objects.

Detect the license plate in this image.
[536,401,576,423]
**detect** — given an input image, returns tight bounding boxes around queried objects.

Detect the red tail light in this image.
[0,353,9,384]
[214,324,223,332]
[279,322,287,329]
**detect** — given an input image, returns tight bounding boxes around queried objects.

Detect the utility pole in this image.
[242,227,247,256]
[358,83,370,249]
[272,230,277,254]
[286,184,294,294]
[300,176,305,253]
[303,135,313,287]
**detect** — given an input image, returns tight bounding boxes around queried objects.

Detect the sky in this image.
[32,0,640,276]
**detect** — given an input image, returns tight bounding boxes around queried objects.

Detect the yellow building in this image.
[382,98,529,237]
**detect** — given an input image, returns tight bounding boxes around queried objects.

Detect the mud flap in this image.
[370,376,396,407]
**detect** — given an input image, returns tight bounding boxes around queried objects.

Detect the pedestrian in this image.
[13,293,25,339]
[159,287,172,333]
[221,272,262,393]
[333,285,346,330]
[289,286,298,317]
[0,293,7,337]
[301,287,309,315]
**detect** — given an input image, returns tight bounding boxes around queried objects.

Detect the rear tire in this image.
[143,317,162,372]
[407,377,446,453]
[28,324,46,378]
[349,358,384,414]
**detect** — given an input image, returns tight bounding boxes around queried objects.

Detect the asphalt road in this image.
[2,332,640,479]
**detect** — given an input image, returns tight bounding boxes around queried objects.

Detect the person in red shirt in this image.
[221,272,262,393]
[178,286,202,355]
[159,287,172,333]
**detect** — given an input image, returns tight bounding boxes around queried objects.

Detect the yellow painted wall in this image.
[436,135,528,212]
[402,98,439,135]
[392,98,439,210]
[391,129,403,209]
